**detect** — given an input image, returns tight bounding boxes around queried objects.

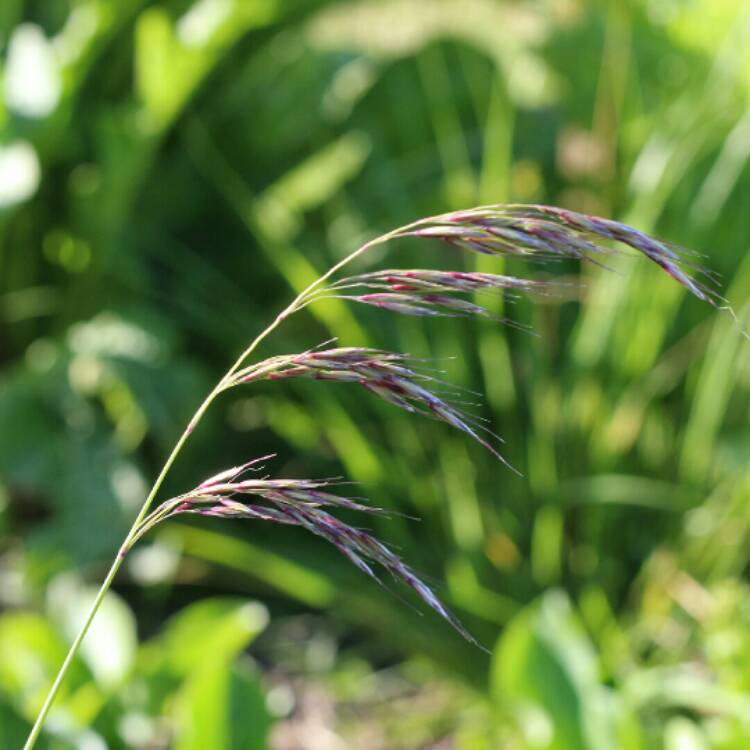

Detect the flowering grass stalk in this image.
[228,346,510,467]
[24,204,721,749]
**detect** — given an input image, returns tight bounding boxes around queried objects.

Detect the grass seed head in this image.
[144,461,478,645]
[229,347,510,467]
[396,204,717,302]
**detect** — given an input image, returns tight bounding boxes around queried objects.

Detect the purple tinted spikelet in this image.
[140,460,479,646]
[515,205,712,301]
[319,269,557,325]
[227,347,513,470]
[330,269,551,294]
[198,454,276,488]
[354,292,494,319]
[390,204,716,302]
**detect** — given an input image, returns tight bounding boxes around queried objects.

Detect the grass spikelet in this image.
[227,347,512,470]
[391,204,719,302]
[134,461,479,645]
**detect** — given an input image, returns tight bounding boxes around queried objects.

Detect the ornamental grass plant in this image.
[23,203,730,749]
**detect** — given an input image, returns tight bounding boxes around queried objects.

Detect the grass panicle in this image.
[228,346,510,470]
[24,203,726,750]
[132,457,479,646]
[396,204,719,303]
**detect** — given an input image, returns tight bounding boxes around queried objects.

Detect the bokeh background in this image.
[2,0,750,747]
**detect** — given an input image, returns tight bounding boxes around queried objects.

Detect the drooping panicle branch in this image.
[132,458,479,645]
[225,347,513,471]
[380,204,719,303]
[329,269,556,294]
[309,269,558,322]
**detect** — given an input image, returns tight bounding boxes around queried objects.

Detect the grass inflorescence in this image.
[24,202,731,749]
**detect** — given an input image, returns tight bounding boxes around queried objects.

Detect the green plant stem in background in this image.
[22,229,402,749]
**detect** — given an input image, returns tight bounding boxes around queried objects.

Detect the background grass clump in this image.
[2,0,750,747]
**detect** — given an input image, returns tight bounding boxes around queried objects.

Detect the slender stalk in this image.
[21,387,218,750]
[21,555,122,750]
[23,224,409,749]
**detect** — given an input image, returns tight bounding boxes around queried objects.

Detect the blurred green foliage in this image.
[2,0,750,747]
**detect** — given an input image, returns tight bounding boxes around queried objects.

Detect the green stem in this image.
[21,554,122,750]
[22,220,418,749]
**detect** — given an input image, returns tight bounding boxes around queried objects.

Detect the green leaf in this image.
[135,1,279,130]
[664,717,707,750]
[0,612,91,718]
[0,699,37,750]
[491,591,637,750]
[143,598,268,678]
[174,658,271,750]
